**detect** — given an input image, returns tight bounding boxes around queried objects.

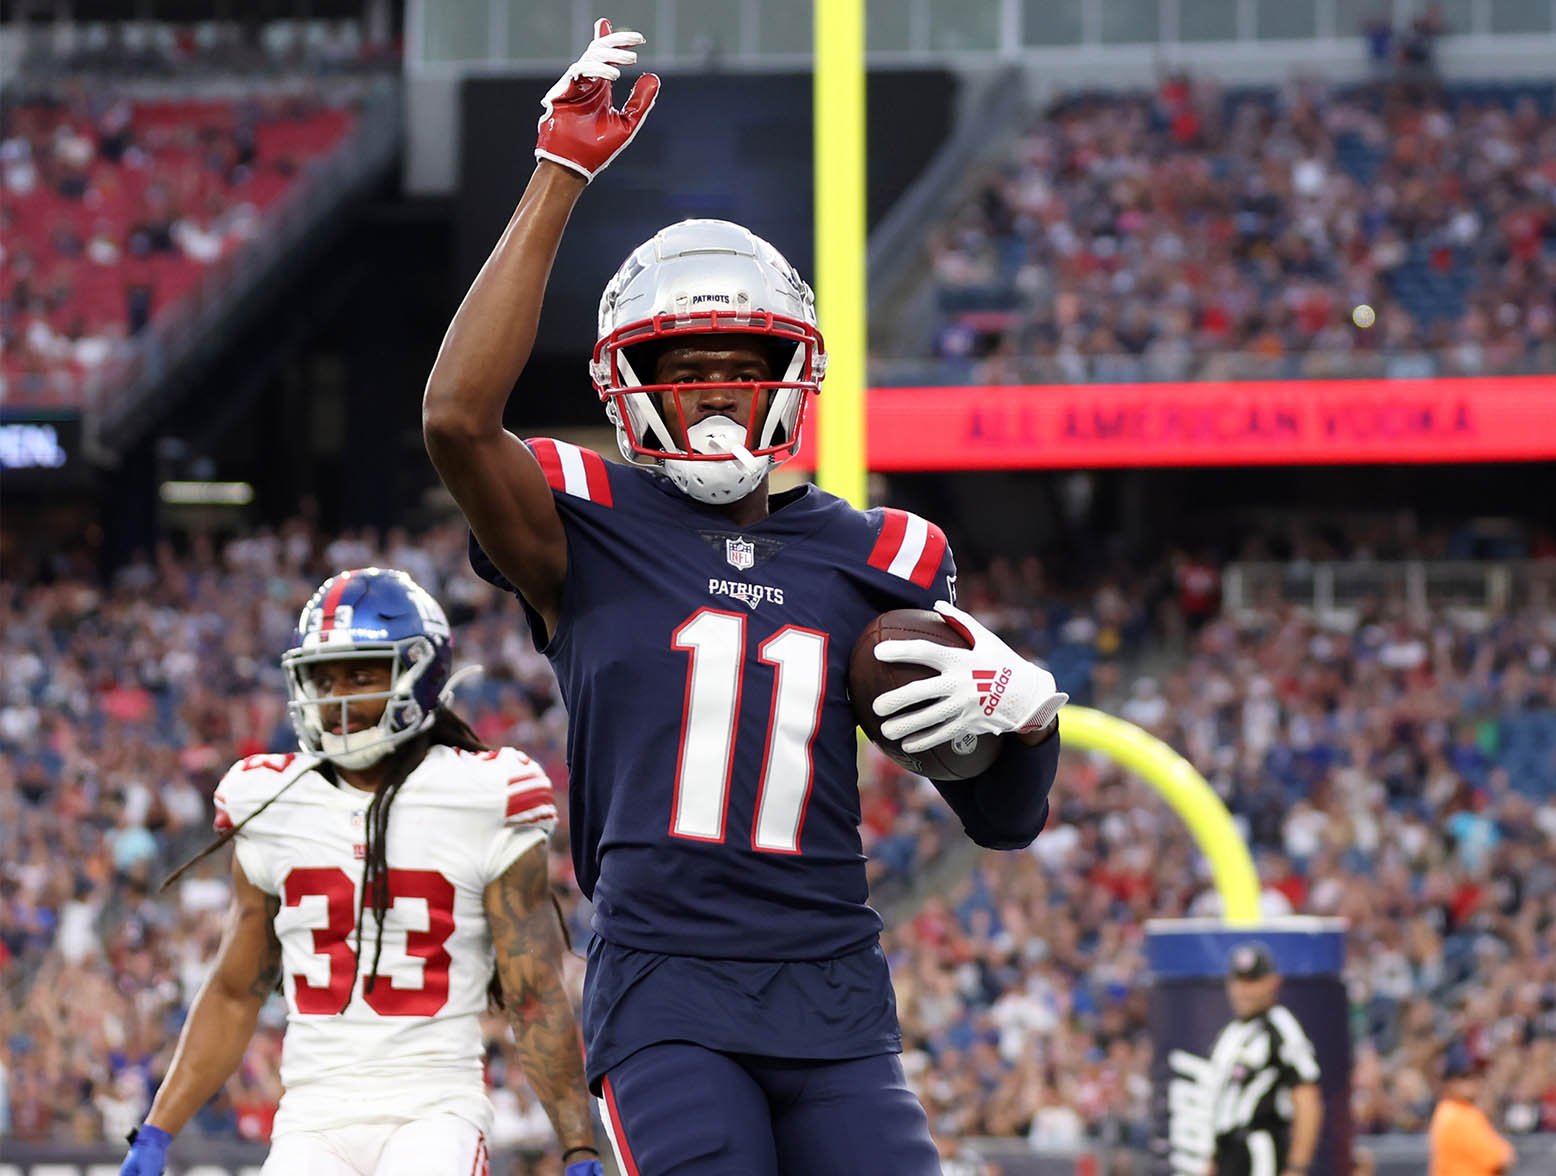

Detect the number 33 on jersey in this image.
[471,439,957,964]
[211,745,556,1134]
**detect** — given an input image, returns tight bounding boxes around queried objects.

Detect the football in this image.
[848,608,1005,780]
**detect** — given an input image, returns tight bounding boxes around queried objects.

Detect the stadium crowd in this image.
[0,514,1138,1163]
[922,76,1556,385]
[892,576,1556,1149]
[0,83,358,407]
[5,513,1555,1162]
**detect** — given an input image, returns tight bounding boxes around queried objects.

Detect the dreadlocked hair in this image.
[348,706,485,1013]
[163,765,309,892]
[348,708,571,1015]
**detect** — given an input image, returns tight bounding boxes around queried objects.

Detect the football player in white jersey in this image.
[119,568,604,1176]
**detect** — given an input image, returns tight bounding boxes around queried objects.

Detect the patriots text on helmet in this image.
[591,219,828,505]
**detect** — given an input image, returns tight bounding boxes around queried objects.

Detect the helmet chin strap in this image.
[663,417,770,504]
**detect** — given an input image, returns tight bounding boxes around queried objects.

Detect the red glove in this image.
[535,18,660,182]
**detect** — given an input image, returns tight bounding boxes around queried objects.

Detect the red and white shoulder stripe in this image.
[526,438,614,507]
[211,753,304,834]
[504,766,558,830]
[867,508,948,589]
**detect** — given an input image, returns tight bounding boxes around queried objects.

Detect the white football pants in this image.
[261,1113,489,1176]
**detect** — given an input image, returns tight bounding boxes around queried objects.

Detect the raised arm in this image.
[484,845,597,1161]
[143,857,279,1136]
[422,19,658,632]
[423,162,578,630]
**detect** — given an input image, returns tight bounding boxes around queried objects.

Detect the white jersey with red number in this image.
[212,744,557,1137]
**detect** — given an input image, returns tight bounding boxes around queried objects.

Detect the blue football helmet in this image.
[282,568,454,770]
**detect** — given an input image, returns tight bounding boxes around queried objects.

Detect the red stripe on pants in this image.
[602,1075,641,1176]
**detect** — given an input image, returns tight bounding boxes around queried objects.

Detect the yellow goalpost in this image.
[1062,708,1262,923]
[813,0,868,510]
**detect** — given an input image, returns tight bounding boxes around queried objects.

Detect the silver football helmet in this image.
[591,219,828,504]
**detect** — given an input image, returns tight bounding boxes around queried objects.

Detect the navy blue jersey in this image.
[470,439,955,962]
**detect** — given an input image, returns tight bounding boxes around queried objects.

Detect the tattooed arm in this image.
[143,856,281,1136]
[485,845,596,1155]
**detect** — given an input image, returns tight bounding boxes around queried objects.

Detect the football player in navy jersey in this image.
[423,19,1067,1175]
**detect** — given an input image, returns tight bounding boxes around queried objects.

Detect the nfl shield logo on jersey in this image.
[725,537,755,571]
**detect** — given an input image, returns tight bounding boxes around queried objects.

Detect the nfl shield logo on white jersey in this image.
[725,537,755,571]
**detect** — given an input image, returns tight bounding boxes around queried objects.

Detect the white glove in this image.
[873,600,1068,754]
[535,18,659,182]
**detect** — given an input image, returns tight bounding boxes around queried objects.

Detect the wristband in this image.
[126,1124,172,1148]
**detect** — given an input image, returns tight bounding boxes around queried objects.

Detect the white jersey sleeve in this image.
[475,745,559,884]
[1269,1004,1321,1084]
[212,752,320,895]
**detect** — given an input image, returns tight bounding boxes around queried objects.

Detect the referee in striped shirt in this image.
[1205,942,1323,1176]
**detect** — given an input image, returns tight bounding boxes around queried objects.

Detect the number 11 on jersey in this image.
[670,609,828,854]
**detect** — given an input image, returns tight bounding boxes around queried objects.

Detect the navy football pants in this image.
[597,1043,942,1175]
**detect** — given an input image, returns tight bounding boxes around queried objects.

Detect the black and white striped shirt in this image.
[1207,1004,1321,1139]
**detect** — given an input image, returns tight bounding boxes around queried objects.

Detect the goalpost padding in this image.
[1146,918,1352,1176]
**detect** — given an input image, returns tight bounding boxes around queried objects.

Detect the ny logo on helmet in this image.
[725,538,755,571]
[405,580,451,639]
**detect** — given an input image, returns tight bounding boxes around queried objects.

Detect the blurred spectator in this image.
[936,1130,1001,1175]
[886,578,1556,1145]
[1428,1046,1515,1176]
[3,515,1098,1147]
[913,77,1556,387]
[1,82,359,407]
[1364,16,1395,77]
[4,512,1554,1151]
[1400,7,1446,79]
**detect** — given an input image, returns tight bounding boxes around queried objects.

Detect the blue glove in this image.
[565,1161,605,1176]
[120,1123,172,1176]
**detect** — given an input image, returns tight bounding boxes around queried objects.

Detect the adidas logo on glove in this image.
[973,667,1014,715]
